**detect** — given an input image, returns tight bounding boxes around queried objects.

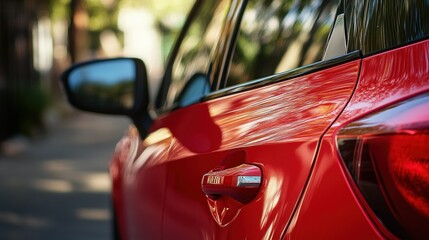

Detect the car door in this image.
[118,1,235,239]
[158,0,361,239]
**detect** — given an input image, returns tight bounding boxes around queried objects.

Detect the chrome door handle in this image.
[201,164,262,204]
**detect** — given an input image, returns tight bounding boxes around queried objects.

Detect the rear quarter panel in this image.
[285,39,429,239]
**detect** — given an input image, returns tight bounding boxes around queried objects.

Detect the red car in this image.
[61,0,429,239]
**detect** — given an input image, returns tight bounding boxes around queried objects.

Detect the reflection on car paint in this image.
[157,60,360,239]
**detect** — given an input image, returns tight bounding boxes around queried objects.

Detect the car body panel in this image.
[285,39,429,239]
[334,39,429,124]
[100,1,429,238]
[155,59,361,239]
[111,125,174,239]
[284,138,386,240]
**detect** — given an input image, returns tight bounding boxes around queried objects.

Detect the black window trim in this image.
[204,50,362,101]
[154,0,237,115]
[215,0,248,90]
[154,1,203,110]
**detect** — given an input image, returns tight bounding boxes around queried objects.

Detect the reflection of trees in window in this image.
[227,0,339,87]
[166,0,230,106]
[347,1,429,55]
[74,80,134,111]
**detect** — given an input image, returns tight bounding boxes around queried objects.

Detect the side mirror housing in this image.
[61,58,151,137]
[61,58,149,116]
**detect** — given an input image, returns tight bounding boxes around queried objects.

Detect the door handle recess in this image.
[201,164,262,204]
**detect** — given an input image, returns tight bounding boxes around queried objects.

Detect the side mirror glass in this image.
[61,58,148,116]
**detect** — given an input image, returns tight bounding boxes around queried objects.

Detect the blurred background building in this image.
[0,0,193,143]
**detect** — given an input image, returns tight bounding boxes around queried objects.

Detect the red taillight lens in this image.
[337,94,429,239]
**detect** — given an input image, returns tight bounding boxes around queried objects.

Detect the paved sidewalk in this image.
[0,113,130,240]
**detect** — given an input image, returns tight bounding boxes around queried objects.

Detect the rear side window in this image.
[346,0,429,55]
[226,0,341,87]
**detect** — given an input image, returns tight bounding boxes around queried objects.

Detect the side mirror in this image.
[61,58,152,137]
[61,58,149,116]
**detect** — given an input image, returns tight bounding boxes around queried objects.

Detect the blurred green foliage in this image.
[0,85,52,138]
[48,0,71,21]
[119,0,193,19]
[46,0,194,56]
[15,85,53,136]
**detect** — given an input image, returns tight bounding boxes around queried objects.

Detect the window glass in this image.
[226,0,340,87]
[346,0,429,55]
[165,0,230,107]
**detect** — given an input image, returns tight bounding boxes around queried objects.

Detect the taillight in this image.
[337,94,429,239]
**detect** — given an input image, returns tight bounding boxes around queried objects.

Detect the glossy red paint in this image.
[110,39,429,240]
[111,59,360,239]
[111,125,174,239]
[332,40,429,128]
[110,134,132,240]
[158,60,360,239]
[285,40,429,239]
[284,139,386,239]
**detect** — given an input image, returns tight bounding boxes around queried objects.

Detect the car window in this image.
[165,0,231,108]
[225,0,341,87]
[346,0,429,56]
